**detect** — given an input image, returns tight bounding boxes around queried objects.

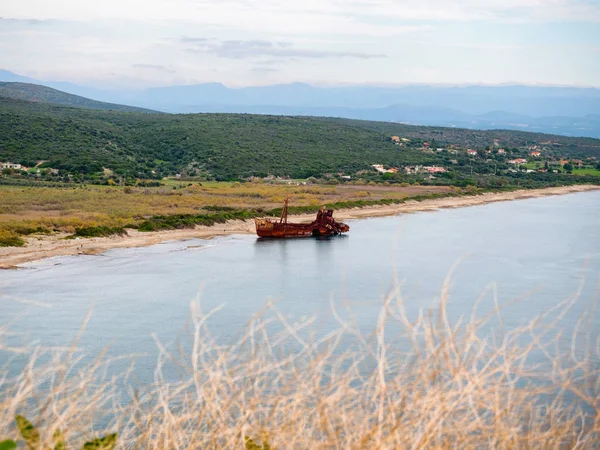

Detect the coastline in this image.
[1,184,598,269]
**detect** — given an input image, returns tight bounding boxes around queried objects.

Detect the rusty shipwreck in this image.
[254,198,350,238]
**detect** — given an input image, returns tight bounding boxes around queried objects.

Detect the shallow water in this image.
[1,191,599,377]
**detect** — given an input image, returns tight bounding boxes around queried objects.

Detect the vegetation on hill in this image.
[0,98,438,180]
[0,82,155,113]
[1,96,599,185]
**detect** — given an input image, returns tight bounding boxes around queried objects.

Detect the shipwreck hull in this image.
[255,219,344,238]
[254,199,349,238]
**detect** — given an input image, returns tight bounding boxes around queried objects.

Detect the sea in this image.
[1,190,599,380]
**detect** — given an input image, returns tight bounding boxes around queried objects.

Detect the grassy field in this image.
[1,294,597,448]
[0,182,455,245]
[573,167,600,176]
[522,162,600,177]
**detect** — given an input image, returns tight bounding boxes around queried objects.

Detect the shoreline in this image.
[1,184,598,269]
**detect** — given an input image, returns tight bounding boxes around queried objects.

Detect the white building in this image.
[1,162,22,170]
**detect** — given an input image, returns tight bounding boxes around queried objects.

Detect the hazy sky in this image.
[1,0,599,88]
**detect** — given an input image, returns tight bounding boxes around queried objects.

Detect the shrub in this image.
[0,230,26,247]
[71,226,127,238]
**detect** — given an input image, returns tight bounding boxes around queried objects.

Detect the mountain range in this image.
[0,82,156,113]
[2,69,599,138]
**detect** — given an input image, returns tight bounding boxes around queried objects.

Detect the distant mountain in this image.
[0,70,136,106]
[0,69,39,84]
[129,83,600,117]
[1,69,600,137]
[0,82,157,113]
[153,103,600,138]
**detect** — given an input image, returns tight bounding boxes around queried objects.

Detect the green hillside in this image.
[0,97,440,179]
[0,82,156,113]
[1,95,599,183]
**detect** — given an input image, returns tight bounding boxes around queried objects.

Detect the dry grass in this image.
[0,183,452,237]
[1,285,598,449]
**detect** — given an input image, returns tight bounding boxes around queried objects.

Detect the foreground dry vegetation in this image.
[1,289,598,449]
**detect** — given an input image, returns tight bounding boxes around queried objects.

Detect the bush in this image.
[71,226,127,238]
[0,230,26,247]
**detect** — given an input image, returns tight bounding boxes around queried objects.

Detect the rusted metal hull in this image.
[254,219,348,238]
[255,198,349,238]
[254,202,350,238]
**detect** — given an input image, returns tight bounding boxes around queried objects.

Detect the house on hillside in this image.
[530,151,541,157]
[1,162,22,170]
[508,158,528,165]
[372,164,398,174]
[391,136,400,143]
[466,149,478,156]
[424,166,447,174]
[497,149,506,154]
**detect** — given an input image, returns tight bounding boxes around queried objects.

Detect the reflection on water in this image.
[1,191,599,378]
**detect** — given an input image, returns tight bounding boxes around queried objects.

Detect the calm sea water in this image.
[1,191,599,377]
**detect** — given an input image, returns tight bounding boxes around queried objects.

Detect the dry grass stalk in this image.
[0,287,598,449]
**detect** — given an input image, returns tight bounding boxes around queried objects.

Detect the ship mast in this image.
[279,195,289,224]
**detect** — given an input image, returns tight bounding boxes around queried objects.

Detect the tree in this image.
[563,163,573,172]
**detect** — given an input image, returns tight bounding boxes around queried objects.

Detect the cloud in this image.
[4,0,600,23]
[179,36,209,43]
[250,66,278,73]
[181,37,386,59]
[0,17,51,25]
[1,1,598,88]
[133,63,176,73]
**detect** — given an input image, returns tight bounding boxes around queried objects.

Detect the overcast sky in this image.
[1,0,599,88]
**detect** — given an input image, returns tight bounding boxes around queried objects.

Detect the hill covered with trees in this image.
[0,82,155,113]
[1,95,599,183]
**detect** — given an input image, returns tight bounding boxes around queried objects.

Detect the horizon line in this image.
[1,69,599,91]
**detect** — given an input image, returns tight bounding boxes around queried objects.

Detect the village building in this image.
[530,151,541,157]
[423,166,447,174]
[508,158,528,165]
[372,164,398,174]
[1,162,23,170]
[466,149,478,156]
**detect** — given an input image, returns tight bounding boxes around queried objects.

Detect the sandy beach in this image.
[1,184,598,268]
